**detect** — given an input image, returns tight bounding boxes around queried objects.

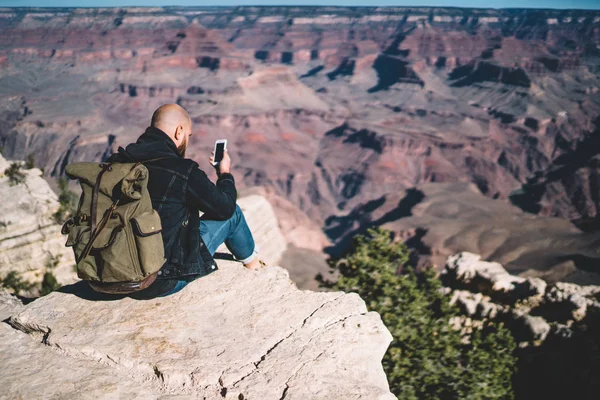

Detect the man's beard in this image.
[177,136,188,157]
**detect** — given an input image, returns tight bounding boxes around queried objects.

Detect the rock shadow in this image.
[55,252,238,301]
[324,188,425,258]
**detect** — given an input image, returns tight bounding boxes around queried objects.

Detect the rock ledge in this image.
[1,260,394,399]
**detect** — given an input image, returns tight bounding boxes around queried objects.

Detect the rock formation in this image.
[442,252,600,346]
[1,259,395,399]
[0,154,76,291]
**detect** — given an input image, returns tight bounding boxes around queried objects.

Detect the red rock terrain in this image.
[1,6,599,282]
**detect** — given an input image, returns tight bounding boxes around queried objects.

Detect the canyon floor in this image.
[1,6,599,286]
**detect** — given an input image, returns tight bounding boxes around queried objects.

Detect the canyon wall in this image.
[1,6,599,282]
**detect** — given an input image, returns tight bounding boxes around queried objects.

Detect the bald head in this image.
[151,104,192,156]
[151,104,191,134]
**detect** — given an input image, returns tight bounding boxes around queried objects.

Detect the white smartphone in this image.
[212,139,227,166]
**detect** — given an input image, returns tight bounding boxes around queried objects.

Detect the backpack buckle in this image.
[74,214,89,225]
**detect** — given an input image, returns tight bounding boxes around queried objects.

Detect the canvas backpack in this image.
[61,160,166,294]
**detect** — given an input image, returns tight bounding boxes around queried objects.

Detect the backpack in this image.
[61,160,166,294]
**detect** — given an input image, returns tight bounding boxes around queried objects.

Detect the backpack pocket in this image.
[65,225,91,262]
[130,210,166,276]
[66,220,137,282]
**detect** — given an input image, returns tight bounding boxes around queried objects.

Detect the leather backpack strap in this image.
[79,161,118,263]
[77,199,120,263]
[90,163,113,234]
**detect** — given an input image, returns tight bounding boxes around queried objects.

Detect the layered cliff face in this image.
[0,154,76,292]
[1,6,599,280]
[0,260,395,399]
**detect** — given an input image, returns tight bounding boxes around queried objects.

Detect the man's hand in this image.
[209,149,231,175]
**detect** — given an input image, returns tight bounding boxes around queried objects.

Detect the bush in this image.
[53,177,79,224]
[0,255,63,297]
[0,271,36,295]
[40,271,60,296]
[25,154,35,169]
[317,227,517,399]
[40,254,62,296]
[5,162,25,186]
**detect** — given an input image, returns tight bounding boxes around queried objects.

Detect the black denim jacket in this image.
[104,126,237,296]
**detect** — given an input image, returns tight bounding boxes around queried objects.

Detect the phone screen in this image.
[215,142,225,163]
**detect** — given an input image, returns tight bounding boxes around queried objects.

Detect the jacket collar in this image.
[117,126,183,162]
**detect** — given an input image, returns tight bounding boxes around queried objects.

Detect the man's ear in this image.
[174,125,183,141]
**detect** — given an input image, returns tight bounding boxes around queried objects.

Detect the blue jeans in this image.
[160,204,257,296]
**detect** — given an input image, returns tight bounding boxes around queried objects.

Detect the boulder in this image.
[3,260,395,399]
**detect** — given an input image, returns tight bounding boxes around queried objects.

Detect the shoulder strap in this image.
[139,157,175,164]
[90,163,113,234]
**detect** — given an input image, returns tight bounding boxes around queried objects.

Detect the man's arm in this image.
[186,165,237,220]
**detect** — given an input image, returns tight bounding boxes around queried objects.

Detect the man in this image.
[104,103,262,298]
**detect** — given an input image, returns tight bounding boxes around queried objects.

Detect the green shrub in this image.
[53,177,78,224]
[0,271,36,295]
[5,162,25,186]
[25,154,35,169]
[317,227,517,399]
[39,254,62,296]
[40,271,60,296]
[0,255,63,297]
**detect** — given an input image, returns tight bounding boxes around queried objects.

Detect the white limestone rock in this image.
[449,289,503,319]
[0,154,76,289]
[541,283,597,322]
[233,194,287,267]
[4,260,395,399]
[0,323,167,399]
[445,252,547,302]
[443,252,600,345]
[514,314,551,342]
[0,289,23,320]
